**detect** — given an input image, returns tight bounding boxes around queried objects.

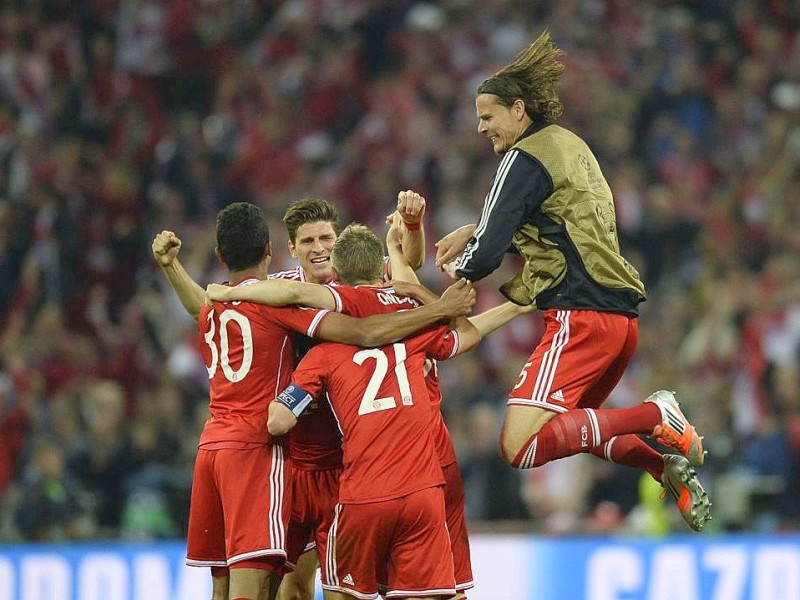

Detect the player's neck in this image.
[301,267,333,285]
[228,267,266,286]
[344,278,383,287]
[229,256,269,285]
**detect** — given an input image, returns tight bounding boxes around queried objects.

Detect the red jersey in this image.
[424,360,458,467]
[197,277,329,447]
[268,266,306,282]
[269,267,343,470]
[289,324,461,504]
[327,284,458,466]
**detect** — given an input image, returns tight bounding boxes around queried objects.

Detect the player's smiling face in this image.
[476,93,525,155]
[290,221,337,284]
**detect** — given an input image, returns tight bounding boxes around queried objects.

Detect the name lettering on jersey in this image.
[375,292,418,308]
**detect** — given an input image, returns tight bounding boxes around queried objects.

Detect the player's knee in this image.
[498,436,522,467]
[276,583,313,600]
[276,577,315,600]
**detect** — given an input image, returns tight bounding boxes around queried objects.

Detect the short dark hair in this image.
[331,223,384,285]
[216,202,269,271]
[283,198,340,244]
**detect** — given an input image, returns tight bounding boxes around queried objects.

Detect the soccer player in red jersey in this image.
[266,238,482,599]
[152,203,474,600]
[268,196,425,600]
[207,221,533,599]
[434,32,711,531]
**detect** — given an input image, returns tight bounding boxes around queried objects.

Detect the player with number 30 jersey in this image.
[187,277,331,571]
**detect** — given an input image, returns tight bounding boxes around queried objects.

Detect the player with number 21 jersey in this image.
[275,285,463,598]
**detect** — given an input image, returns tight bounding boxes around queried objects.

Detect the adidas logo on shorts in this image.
[550,389,565,402]
[343,573,354,585]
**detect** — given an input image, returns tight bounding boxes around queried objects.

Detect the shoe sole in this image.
[662,454,712,531]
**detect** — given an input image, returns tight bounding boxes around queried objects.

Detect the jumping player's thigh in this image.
[506,309,634,413]
[580,314,638,409]
[499,405,557,457]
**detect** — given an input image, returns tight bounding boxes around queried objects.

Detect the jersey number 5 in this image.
[353,343,413,415]
[203,309,253,382]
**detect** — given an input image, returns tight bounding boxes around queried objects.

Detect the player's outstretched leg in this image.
[660,454,711,531]
[646,390,706,467]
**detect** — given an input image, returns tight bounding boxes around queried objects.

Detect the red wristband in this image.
[403,220,422,231]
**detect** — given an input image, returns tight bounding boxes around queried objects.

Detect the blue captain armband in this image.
[277,384,314,418]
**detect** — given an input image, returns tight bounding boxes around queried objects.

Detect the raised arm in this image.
[205,279,336,310]
[396,189,426,270]
[152,230,205,319]
[316,278,476,346]
[386,211,420,284]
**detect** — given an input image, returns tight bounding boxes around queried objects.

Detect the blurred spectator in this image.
[67,379,136,535]
[460,403,529,521]
[14,437,90,541]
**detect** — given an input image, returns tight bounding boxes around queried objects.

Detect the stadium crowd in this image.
[1,0,799,541]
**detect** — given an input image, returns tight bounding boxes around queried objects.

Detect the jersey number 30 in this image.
[203,309,253,382]
[353,343,413,415]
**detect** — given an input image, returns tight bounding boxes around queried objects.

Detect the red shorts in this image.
[442,461,473,592]
[507,309,638,413]
[284,467,341,571]
[322,486,455,599]
[186,445,289,570]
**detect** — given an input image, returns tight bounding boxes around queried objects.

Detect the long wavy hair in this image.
[477,30,565,123]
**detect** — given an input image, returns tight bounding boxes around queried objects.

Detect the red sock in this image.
[511,404,661,469]
[590,434,664,482]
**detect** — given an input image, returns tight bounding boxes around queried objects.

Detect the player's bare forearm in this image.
[389,244,419,285]
[267,402,298,436]
[452,317,482,355]
[396,189,426,270]
[386,212,420,283]
[206,280,336,310]
[469,300,535,337]
[159,259,205,319]
[401,226,425,271]
[361,278,475,345]
[317,279,475,347]
[152,230,205,318]
[391,280,438,305]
